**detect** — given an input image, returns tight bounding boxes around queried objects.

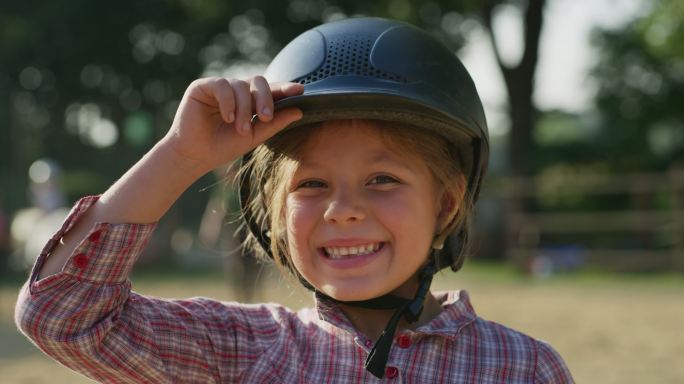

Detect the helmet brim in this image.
[271,89,486,194]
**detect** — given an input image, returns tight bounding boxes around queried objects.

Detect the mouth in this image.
[321,242,385,259]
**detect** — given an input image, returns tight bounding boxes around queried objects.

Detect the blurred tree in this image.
[1,0,549,209]
[0,1,423,210]
[1,0,241,211]
[1,0,552,266]
[590,0,684,171]
[481,0,546,177]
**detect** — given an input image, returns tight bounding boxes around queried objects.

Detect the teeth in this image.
[324,243,381,259]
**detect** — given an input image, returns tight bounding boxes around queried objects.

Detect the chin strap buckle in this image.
[364,259,438,378]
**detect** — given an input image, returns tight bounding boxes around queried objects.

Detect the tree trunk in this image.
[482,0,545,176]
[480,0,546,267]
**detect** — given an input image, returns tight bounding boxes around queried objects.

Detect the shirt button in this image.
[385,366,398,379]
[73,253,89,269]
[396,334,411,348]
[88,230,102,243]
[365,339,373,348]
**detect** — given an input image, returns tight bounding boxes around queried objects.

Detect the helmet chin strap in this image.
[318,244,442,379]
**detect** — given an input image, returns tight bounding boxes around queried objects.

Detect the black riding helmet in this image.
[241,16,489,268]
[238,17,489,378]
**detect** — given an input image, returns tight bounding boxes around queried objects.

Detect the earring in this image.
[432,239,444,250]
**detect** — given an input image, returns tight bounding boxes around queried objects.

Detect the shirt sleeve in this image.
[535,340,575,383]
[14,196,271,383]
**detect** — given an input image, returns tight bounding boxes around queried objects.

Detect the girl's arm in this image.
[38,77,303,279]
[15,77,303,382]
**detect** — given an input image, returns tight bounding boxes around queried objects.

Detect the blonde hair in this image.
[237,119,474,282]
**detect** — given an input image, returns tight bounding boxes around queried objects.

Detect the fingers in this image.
[188,78,234,123]
[237,77,303,134]
[251,107,303,144]
[230,76,290,134]
[228,79,252,134]
[189,77,304,136]
[251,76,273,123]
[271,82,305,100]
[210,78,236,124]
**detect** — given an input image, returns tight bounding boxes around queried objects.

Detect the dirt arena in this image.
[2,263,683,383]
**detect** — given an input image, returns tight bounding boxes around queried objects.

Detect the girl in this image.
[16,18,573,382]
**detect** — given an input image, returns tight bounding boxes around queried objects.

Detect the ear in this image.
[436,192,456,232]
[435,175,467,233]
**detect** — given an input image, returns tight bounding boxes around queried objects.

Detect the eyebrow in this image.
[367,152,410,168]
[298,150,412,171]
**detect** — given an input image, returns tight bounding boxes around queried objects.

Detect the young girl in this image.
[16,18,573,383]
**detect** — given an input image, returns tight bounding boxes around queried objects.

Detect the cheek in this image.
[285,197,315,250]
[372,193,438,232]
[284,197,320,281]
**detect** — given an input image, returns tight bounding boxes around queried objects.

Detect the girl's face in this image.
[284,120,443,301]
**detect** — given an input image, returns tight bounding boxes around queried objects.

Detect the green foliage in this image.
[590,0,684,171]
[0,0,481,216]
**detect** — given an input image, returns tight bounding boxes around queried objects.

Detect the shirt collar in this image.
[313,290,478,339]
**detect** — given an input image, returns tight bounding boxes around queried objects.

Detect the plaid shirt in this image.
[15,196,573,383]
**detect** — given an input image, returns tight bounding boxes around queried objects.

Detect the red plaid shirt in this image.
[15,196,573,383]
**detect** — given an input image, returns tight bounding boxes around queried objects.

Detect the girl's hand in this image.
[37,76,303,278]
[161,76,304,173]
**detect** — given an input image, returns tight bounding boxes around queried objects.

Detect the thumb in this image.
[251,107,303,144]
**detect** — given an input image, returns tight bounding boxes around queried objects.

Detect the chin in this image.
[319,283,390,302]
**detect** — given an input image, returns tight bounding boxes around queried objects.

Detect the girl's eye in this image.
[297,179,327,189]
[368,175,399,185]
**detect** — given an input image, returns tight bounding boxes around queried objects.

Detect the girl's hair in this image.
[237,119,475,281]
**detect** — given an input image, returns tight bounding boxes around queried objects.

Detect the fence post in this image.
[503,176,531,271]
[670,164,684,273]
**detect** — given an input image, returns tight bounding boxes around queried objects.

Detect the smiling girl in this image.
[16,18,573,383]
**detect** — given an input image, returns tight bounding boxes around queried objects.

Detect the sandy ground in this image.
[2,264,683,383]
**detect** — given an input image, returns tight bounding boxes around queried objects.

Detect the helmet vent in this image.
[296,38,407,84]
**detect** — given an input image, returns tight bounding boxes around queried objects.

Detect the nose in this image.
[323,188,366,224]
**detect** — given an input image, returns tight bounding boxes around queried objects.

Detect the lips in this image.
[321,242,384,259]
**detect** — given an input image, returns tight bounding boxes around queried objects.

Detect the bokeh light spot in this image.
[123,112,154,147]
[80,65,103,88]
[19,66,42,90]
[88,118,118,148]
[28,160,53,184]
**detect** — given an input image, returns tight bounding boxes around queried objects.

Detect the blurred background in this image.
[1,0,683,382]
